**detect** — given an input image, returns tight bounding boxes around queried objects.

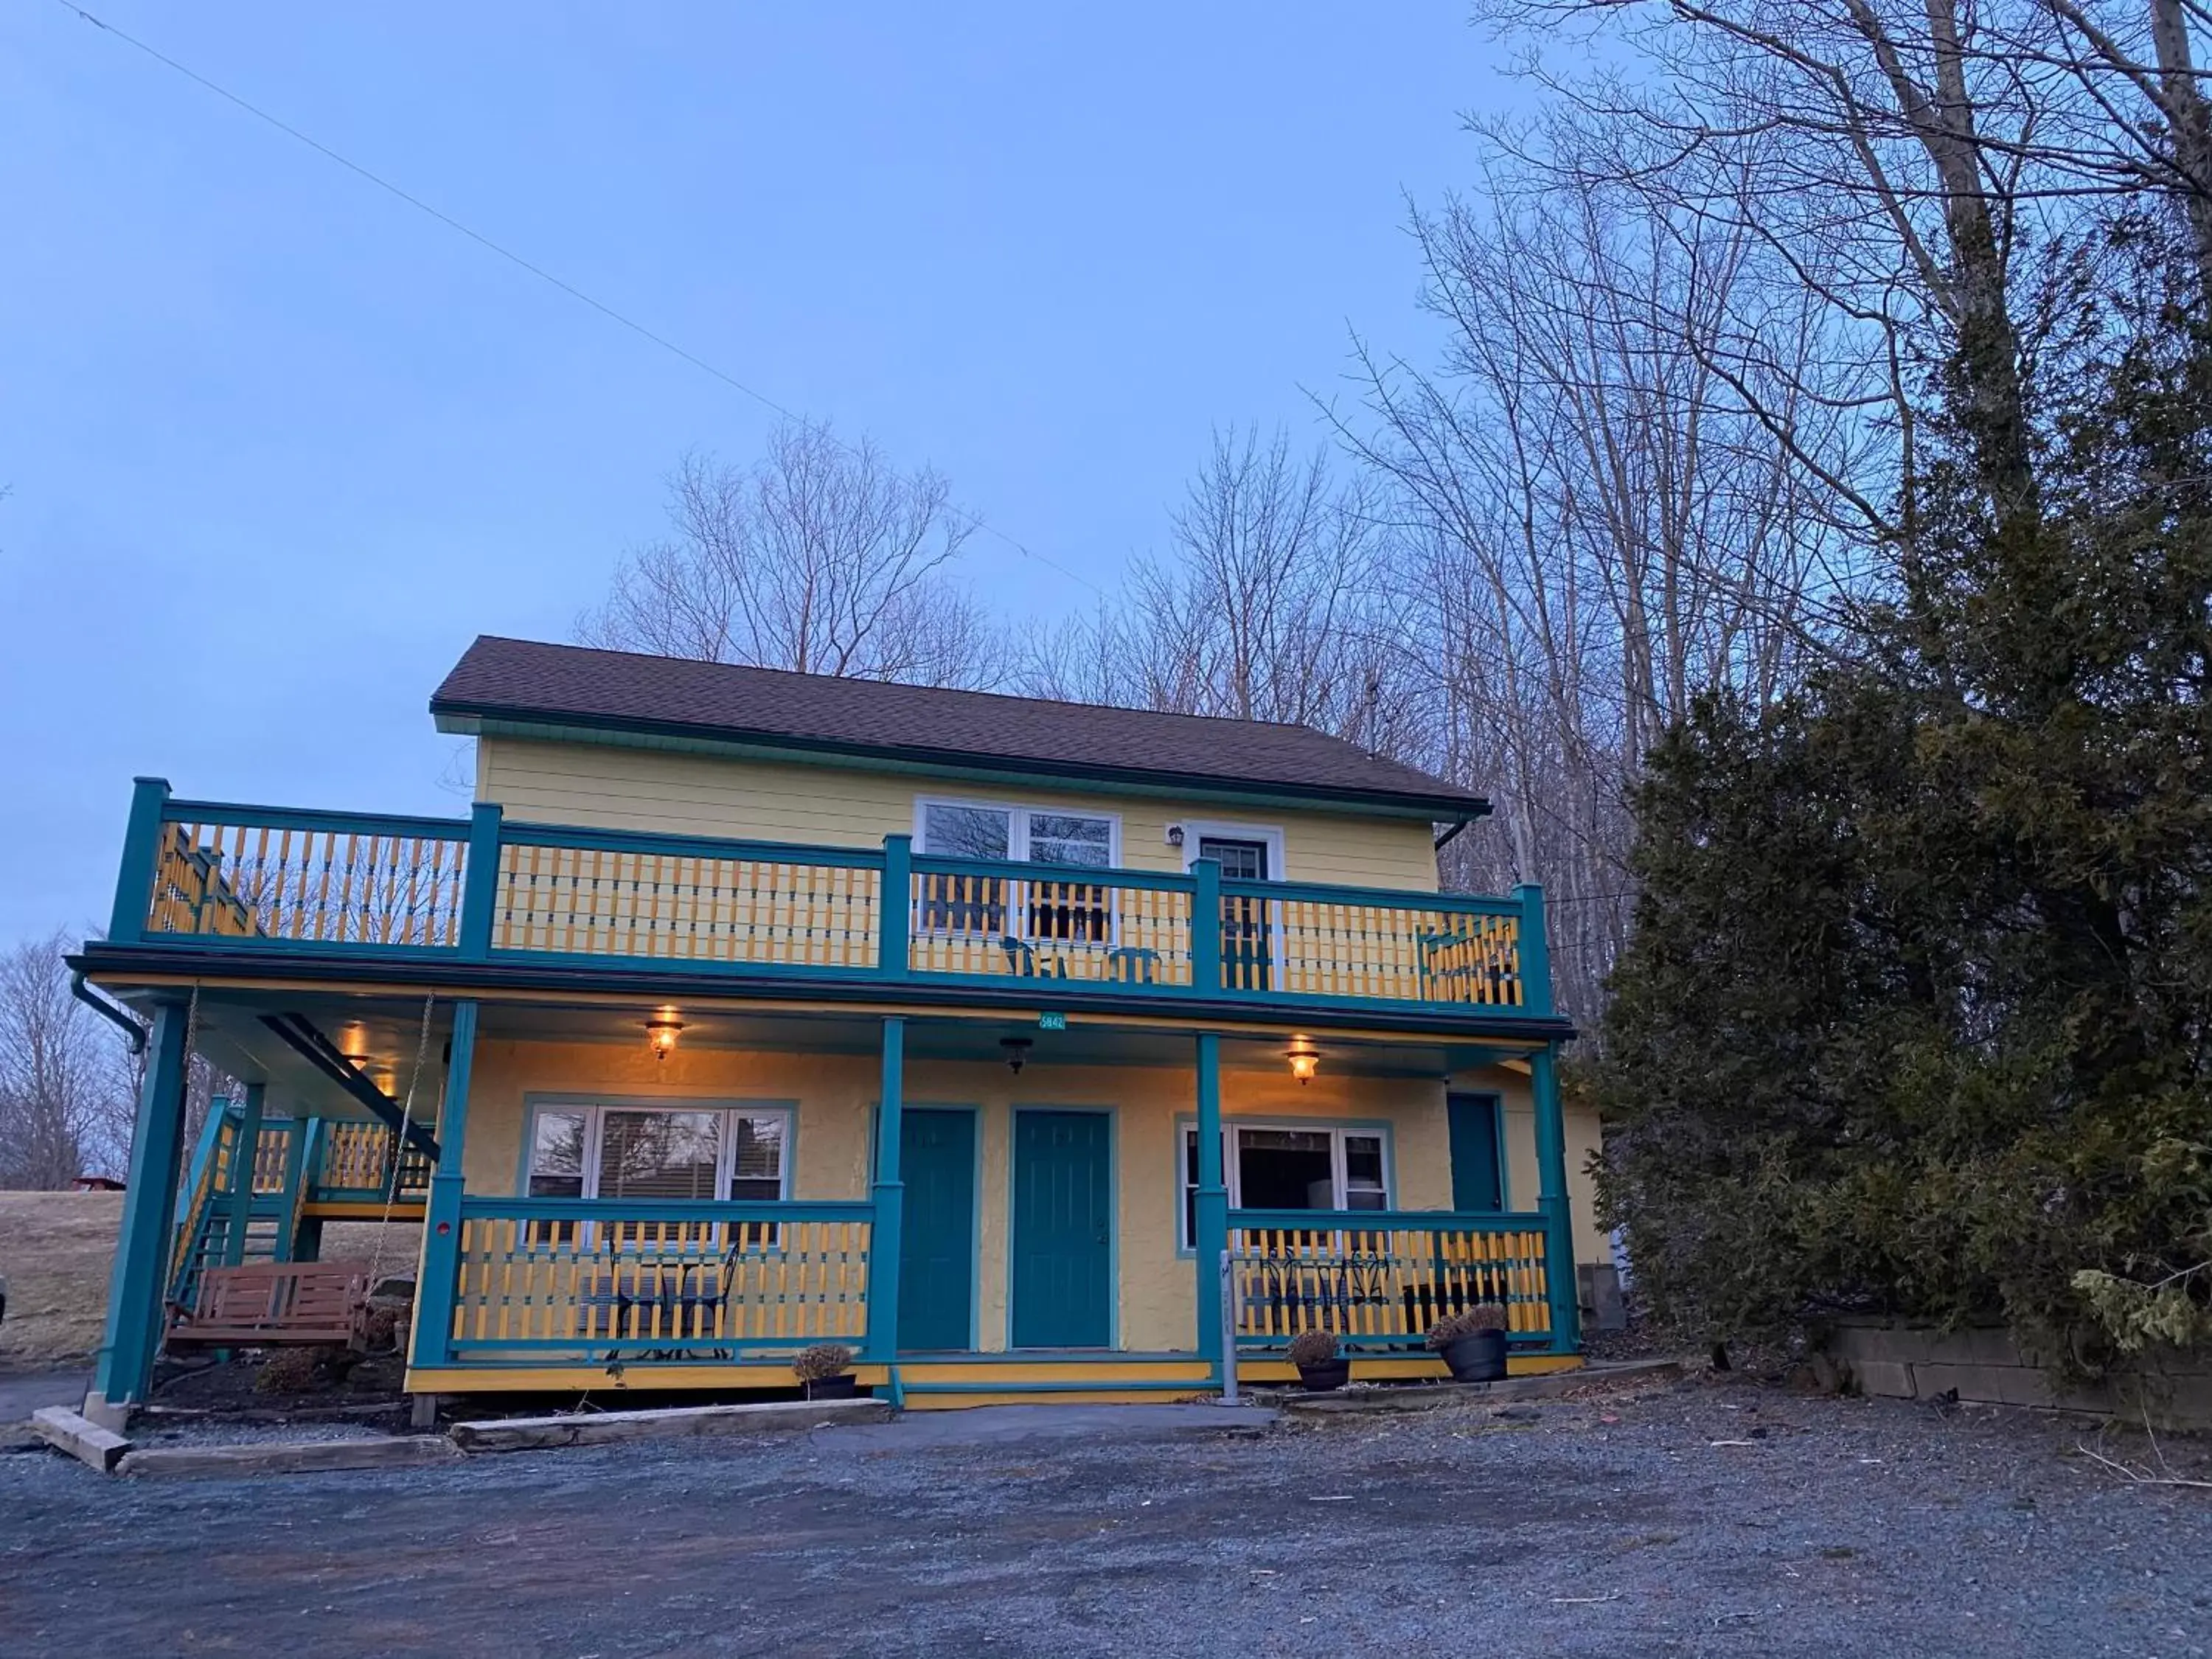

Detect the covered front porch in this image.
[86,984,1587,1415]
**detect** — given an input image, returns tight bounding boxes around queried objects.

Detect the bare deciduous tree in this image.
[0,933,136,1188]
[1319,136,1870,1025]
[1475,0,2211,540]
[1023,428,1421,753]
[582,421,1005,688]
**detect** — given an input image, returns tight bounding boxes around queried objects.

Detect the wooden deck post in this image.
[105,776,170,945]
[87,998,191,1420]
[1531,1040,1581,1354]
[1192,857,1222,993]
[220,1085,265,1267]
[273,1116,318,1262]
[865,1015,905,1365]
[879,835,911,980]
[411,1000,479,1369]
[1514,883,1578,1352]
[1193,1032,1228,1370]
[458,802,503,958]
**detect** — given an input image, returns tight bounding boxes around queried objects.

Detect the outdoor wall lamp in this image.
[646,1012,684,1062]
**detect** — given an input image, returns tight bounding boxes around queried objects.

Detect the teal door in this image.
[1200,836,1273,991]
[1447,1093,1504,1211]
[1010,1110,1113,1348]
[898,1109,977,1352]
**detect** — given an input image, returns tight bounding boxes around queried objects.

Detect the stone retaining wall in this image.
[1820,1320,2212,1430]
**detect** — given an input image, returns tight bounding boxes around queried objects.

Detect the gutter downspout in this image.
[72,972,147,1054]
[1433,818,1474,853]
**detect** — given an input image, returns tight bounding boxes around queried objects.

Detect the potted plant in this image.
[793,1342,858,1399]
[1287,1329,1350,1392]
[1427,1304,1509,1382]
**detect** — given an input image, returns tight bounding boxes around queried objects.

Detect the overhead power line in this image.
[54,1,1105,597]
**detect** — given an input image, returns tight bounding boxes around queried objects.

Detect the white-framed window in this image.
[526,1102,791,1203]
[1180,1121,1391,1247]
[914,798,1119,940]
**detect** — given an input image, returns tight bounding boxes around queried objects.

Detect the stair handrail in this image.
[167,1102,238,1307]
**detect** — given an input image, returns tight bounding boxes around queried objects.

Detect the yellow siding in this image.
[452,1040,1486,1354]
[476,736,1439,891]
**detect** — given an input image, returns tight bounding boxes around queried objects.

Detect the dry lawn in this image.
[319,1220,423,1279]
[0,1191,122,1368]
[0,1194,421,1370]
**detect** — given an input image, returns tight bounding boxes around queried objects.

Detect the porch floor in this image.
[403,1348,1582,1403]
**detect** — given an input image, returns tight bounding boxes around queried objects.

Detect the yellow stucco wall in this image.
[475,736,1440,891]
[445,1040,1603,1354]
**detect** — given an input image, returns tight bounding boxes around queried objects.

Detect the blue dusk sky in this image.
[1,3,1517,942]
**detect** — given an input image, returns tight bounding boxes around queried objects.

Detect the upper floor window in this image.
[916,799,1116,939]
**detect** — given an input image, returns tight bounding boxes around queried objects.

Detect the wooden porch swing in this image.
[164,992,436,1353]
[167,1260,376,1349]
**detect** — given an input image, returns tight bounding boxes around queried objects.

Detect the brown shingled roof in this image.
[431,636,1486,819]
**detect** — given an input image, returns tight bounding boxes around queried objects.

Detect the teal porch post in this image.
[880,835,911,981]
[1193,1032,1228,1369]
[88,998,191,1417]
[1514,881,1579,1352]
[1512,882,1553,1020]
[458,801,503,958]
[220,1085,266,1267]
[273,1116,319,1262]
[1531,1042,1581,1354]
[411,1000,479,1369]
[106,776,170,945]
[1192,857,1222,994]
[866,1015,905,1366]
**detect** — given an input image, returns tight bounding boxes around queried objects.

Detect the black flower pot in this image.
[1441,1330,1509,1383]
[803,1374,858,1399]
[1295,1359,1352,1392]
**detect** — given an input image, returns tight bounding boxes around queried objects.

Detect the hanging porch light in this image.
[1285,1036,1321,1085]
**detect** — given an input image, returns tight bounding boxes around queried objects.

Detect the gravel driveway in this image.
[3,1377,2207,1658]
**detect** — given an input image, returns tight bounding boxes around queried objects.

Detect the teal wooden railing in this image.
[314,1120,434,1198]
[167,1107,237,1308]
[109,781,1554,1018]
[1226,1208,1562,1353]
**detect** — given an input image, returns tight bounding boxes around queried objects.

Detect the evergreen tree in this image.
[1596,223,2212,1358]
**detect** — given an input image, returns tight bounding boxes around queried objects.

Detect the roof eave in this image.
[432,700,1492,823]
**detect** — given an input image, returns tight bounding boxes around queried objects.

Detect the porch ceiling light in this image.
[1285,1037,1321,1085]
[340,1023,372,1072]
[1001,1037,1033,1075]
[646,1012,684,1062]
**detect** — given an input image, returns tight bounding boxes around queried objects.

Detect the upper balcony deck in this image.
[95,780,1559,1029]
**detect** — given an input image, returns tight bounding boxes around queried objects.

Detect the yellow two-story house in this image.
[76,636,1601,1416]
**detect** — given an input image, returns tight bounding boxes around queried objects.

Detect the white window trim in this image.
[912,796,1124,947]
[1179,1119,1394,1248]
[912,795,1124,867]
[1180,820,1289,983]
[525,1099,795,1203]
[1178,819,1286,883]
